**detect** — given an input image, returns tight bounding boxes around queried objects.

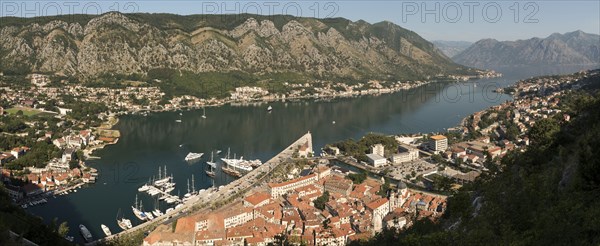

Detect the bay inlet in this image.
[27,66,587,242]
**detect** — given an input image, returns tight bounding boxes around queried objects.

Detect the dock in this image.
[89,132,313,245]
[146,186,182,204]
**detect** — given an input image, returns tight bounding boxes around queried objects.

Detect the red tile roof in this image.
[366,198,388,210]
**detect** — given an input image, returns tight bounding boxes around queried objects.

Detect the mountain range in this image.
[431,40,472,58]
[0,12,475,81]
[453,31,600,69]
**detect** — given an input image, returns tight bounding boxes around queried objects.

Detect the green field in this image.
[5,107,43,116]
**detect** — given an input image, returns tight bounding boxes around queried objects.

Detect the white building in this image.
[429,135,448,153]
[366,198,390,233]
[366,154,387,168]
[224,207,254,228]
[392,144,419,164]
[371,144,385,157]
[268,173,318,198]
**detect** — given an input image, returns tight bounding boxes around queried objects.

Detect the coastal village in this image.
[0,69,595,245]
[139,70,597,245]
[143,135,448,246]
[0,70,500,203]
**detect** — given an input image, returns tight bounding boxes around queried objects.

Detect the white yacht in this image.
[138,183,150,192]
[145,211,154,220]
[101,224,112,236]
[185,152,203,161]
[132,195,147,221]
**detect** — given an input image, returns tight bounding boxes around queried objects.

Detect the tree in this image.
[431,154,444,164]
[432,175,453,192]
[529,118,559,146]
[69,160,80,169]
[346,172,367,184]
[16,110,23,116]
[58,222,69,237]
[378,178,391,197]
[76,150,84,161]
[313,191,330,210]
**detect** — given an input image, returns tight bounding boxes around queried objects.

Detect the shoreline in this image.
[84,116,121,159]
[116,76,503,116]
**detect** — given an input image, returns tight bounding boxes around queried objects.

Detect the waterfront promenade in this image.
[89,132,313,245]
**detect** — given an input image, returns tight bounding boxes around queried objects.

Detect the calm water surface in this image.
[27,66,590,242]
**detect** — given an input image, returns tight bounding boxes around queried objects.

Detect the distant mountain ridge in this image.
[432,40,472,58]
[0,12,475,81]
[453,31,600,69]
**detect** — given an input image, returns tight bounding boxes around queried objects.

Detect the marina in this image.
[26,69,545,243]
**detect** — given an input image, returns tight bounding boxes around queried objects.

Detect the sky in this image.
[1,0,598,42]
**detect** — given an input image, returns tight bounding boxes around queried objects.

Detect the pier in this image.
[89,132,312,245]
[146,186,182,204]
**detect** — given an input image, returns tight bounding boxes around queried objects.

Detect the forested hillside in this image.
[351,73,600,245]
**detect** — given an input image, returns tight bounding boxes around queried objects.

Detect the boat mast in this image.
[192,174,195,193]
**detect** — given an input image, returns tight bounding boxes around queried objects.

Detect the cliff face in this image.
[453,31,600,69]
[0,12,470,80]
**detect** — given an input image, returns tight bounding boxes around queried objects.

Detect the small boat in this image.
[202,107,207,119]
[117,217,132,230]
[165,208,174,214]
[65,235,74,242]
[79,224,93,242]
[138,184,150,192]
[216,150,222,155]
[179,144,183,147]
[332,121,336,124]
[185,152,203,161]
[205,169,215,178]
[183,179,192,198]
[175,119,182,123]
[152,209,163,217]
[101,224,112,236]
[267,105,273,112]
[145,212,154,220]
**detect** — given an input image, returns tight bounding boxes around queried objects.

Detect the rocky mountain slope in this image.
[0,12,475,81]
[453,31,600,69]
[432,40,472,58]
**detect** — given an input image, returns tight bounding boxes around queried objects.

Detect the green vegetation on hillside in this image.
[350,78,600,245]
[332,133,398,162]
[0,184,72,246]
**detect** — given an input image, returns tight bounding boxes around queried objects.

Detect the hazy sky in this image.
[1,0,598,42]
